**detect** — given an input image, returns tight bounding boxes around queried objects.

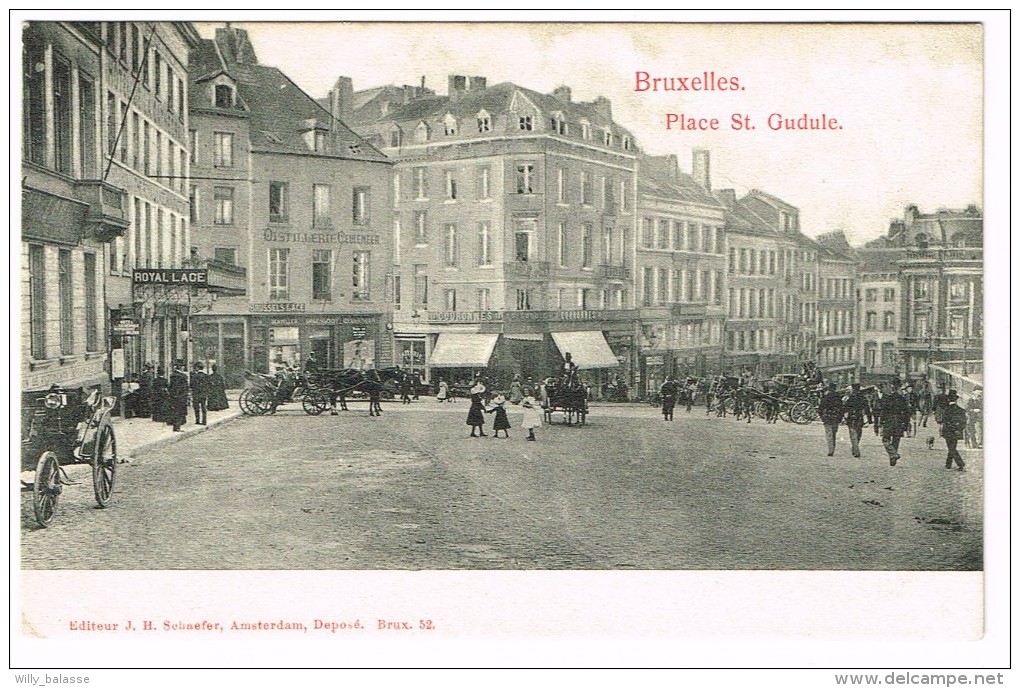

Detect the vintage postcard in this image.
[11,10,1009,673]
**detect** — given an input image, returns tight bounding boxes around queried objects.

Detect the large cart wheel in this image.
[92,424,117,507]
[238,389,254,415]
[753,401,768,419]
[249,388,275,415]
[302,390,329,416]
[33,451,61,528]
[790,401,812,425]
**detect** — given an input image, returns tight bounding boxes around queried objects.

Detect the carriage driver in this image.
[561,352,579,387]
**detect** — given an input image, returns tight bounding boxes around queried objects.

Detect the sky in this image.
[193,17,986,246]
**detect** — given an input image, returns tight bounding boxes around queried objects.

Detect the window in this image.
[579,288,591,310]
[580,120,590,140]
[728,246,736,274]
[476,166,490,199]
[516,164,535,194]
[311,184,331,228]
[715,272,724,305]
[58,249,73,355]
[581,171,593,205]
[884,311,896,331]
[477,222,492,266]
[673,270,682,302]
[516,289,532,311]
[215,84,234,108]
[443,113,457,136]
[603,129,613,146]
[884,288,896,302]
[413,121,429,143]
[556,168,565,203]
[581,223,593,268]
[414,264,428,306]
[352,251,370,300]
[214,187,234,225]
[389,126,403,147]
[154,52,162,97]
[551,113,566,135]
[269,182,288,223]
[444,289,457,311]
[393,274,401,310]
[351,187,368,225]
[657,219,669,250]
[312,249,332,300]
[913,279,929,299]
[214,247,236,265]
[269,248,289,300]
[865,288,877,302]
[444,224,458,267]
[621,179,630,211]
[213,132,233,167]
[85,252,98,350]
[131,24,140,73]
[642,267,653,306]
[155,209,164,268]
[24,42,47,165]
[444,170,457,200]
[143,120,151,175]
[166,71,174,113]
[476,110,491,133]
[413,167,428,199]
[602,226,613,264]
[477,288,490,311]
[178,148,187,193]
[178,78,186,118]
[514,230,531,262]
[623,136,632,150]
[414,211,428,244]
[314,130,328,153]
[518,114,533,131]
[79,74,97,177]
[29,245,46,359]
[641,218,654,248]
[558,222,568,267]
[657,268,669,305]
[48,55,74,174]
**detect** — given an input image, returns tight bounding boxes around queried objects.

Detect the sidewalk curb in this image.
[125,412,246,459]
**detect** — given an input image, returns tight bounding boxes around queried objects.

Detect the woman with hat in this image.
[466,382,488,437]
[520,394,543,441]
[508,375,524,405]
[485,394,511,438]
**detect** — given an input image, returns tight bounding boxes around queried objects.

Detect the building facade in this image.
[345,75,640,394]
[636,151,726,393]
[188,27,394,384]
[814,231,858,384]
[855,248,902,380]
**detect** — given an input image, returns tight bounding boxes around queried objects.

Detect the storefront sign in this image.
[428,309,639,324]
[23,356,106,391]
[248,302,307,313]
[113,319,140,336]
[263,229,382,245]
[645,355,665,366]
[133,269,209,286]
[352,325,367,339]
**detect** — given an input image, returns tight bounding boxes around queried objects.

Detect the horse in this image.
[319,367,404,416]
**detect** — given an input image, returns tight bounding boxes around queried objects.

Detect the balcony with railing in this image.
[597,264,631,280]
[74,180,130,242]
[504,260,550,278]
[902,247,983,263]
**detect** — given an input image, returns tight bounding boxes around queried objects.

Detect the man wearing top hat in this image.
[818,382,845,457]
[877,379,913,466]
[843,382,868,458]
[940,390,968,471]
[168,359,190,432]
[190,360,210,426]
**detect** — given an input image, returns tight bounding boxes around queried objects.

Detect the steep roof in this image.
[854,248,904,274]
[638,156,722,208]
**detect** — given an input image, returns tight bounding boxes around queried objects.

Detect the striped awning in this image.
[550,331,619,369]
[428,333,499,368]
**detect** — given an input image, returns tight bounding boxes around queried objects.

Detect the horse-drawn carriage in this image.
[543,380,589,426]
[239,367,404,416]
[20,386,119,527]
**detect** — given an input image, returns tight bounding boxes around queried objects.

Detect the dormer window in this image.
[389,125,404,148]
[518,114,533,131]
[551,112,567,135]
[314,130,328,153]
[443,113,458,136]
[215,84,234,109]
[602,128,613,146]
[414,120,430,143]
[579,119,591,140]
[622,135,632,150]
[476,109,491,133]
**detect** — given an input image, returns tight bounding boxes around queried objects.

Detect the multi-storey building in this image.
[21,21,200,399]
[635,151,726,393]
[855,247,902,380]
[188,26,393,382]
[715,187,805,376]
[344,75,640,392]
[890,205,983,377]
[814,231,858,384]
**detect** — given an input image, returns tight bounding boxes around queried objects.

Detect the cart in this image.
[20,386,119,528]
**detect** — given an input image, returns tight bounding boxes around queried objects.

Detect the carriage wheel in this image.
[33,451,61,528]
[791,401,812,424]
[302,390,329,416]
[238,389,254,415]
[778,406,793,423]
[249,389,274,415]
[753,401,767,419]
[800,403,819,424]
[92,424,117,507]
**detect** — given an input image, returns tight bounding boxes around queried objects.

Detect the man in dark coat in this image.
[137,362,154,418]
[190,361,210,425]
[659,375,678,421]
[167,360,190,432]
[877,380,913,466]
[941,390,968,471]
[932,384,951,427]
[818,382,845,457]
[152,366,169,423]
[207,363,230,411]
[843,382,868,458]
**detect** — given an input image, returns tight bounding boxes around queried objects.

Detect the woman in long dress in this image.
[437,379,449,403]
[207,363,230,411]
[466,383,487,437]
[485,394,512,438]
[151,367,169,423]
[521,395,543,441]
[508,375,524,405]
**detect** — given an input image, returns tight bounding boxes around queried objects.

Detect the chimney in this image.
[468,76,487,91]
[716,189,737,209]
[215,24,258,65]
[552,85,572,103]
[592,95,612,121]
[692,148,711,191]
[448,75,467,101]
[329,76,354,128]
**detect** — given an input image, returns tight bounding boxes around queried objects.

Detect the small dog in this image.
[926,436,936,450]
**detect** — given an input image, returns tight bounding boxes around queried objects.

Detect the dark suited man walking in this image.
[940,390,968,471]
[190,361,210,426]
[168,360,190,432]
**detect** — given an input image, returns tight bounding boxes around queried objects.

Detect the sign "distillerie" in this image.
[133,269,209,285]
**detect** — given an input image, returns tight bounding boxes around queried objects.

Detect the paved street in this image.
[19,401,982,570]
